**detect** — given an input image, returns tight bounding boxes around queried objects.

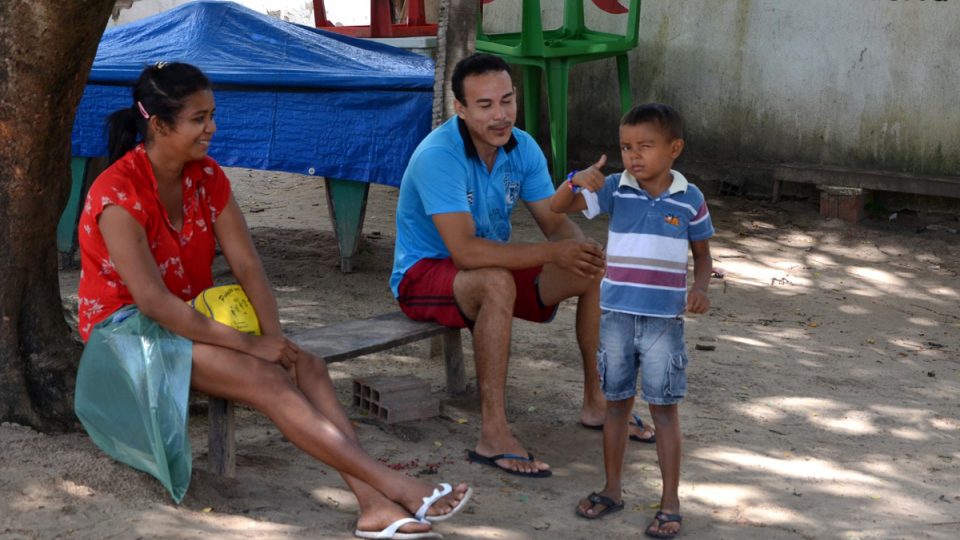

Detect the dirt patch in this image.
[3,167,958,539]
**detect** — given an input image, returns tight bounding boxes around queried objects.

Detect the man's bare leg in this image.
[538,264,653,438]
[570,266,605,422]
[454,267,549,475]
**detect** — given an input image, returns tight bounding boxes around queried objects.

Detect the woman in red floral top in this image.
[75,63,470,537]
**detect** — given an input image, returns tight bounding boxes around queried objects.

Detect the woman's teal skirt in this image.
[74,306,194,503]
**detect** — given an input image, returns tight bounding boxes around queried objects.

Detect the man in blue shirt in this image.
[391,53,608,477]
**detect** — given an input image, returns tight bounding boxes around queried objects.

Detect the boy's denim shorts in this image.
[597,310,689,405]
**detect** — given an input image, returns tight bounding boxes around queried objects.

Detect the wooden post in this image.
[771,178,783,203]
[208,397,236,477]
[442,328,465,394]
[431,0,477,127]
[428,335,443,359]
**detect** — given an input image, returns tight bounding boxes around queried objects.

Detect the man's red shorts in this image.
[397,258,558,329]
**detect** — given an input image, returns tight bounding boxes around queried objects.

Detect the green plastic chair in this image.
[476,0,641,184]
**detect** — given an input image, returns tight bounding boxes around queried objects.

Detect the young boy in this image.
[550,103,713,539]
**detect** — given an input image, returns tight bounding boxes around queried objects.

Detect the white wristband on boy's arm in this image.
[581,190,601,219]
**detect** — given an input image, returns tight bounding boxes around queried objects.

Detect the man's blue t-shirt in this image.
[390,117,555,296]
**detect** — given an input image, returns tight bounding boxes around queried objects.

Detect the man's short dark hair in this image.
[621,103,684,140]
[451,53,512,104]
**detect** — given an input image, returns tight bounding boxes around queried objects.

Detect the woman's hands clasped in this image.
[249,334,301,368]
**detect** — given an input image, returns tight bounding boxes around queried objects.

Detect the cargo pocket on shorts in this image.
[665,351,689,398]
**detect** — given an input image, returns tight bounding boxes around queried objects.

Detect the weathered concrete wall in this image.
[487,0,960,176]
[114,1,958,175]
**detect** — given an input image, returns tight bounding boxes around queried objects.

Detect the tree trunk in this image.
[431,0,477,127]
[0,0,115,430]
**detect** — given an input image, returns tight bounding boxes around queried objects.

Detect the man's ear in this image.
[454,99,466,119]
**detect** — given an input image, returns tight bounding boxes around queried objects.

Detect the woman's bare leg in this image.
[190,344,467,531]
[293,350,469,526]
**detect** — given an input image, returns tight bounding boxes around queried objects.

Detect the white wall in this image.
[486,0,960,176]
[116,1,959,175]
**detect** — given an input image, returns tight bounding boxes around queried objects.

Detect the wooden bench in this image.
[771,162,960,203]
[206,312,465,476]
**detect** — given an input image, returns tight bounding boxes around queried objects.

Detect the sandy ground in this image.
[2,166,959,540]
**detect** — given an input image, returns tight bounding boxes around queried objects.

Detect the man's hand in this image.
[570,154,608,192]
[686,288,710,314]
[553,239,606,277]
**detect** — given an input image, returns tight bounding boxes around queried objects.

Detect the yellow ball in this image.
[190,285,261,336]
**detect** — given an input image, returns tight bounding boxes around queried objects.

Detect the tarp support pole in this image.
[57,157,89,265]
[324,177,370,273]
[58,156,106,268]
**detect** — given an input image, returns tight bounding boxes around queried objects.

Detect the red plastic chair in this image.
[313,0,437,38]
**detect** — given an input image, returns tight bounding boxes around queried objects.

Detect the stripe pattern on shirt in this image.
[583,170,713,317]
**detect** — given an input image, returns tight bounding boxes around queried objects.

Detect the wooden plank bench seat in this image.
[207,312,464,476]
[771,162,960,203]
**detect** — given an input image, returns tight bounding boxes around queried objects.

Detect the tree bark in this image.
[0,0,115,430]
[431,0,477,128]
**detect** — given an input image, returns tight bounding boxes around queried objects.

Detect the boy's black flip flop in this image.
[576,492,625,519]
[629,413,657,443]
[466,450,552,478]
[645,511,683,539]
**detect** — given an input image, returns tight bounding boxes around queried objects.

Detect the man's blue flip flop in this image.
[466,450,552,478]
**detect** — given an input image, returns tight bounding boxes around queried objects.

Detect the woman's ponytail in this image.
[106,107,143,165]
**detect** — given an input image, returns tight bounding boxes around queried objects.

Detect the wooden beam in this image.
[773,163,960,199]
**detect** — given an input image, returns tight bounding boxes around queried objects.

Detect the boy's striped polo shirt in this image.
[582,170,714,318]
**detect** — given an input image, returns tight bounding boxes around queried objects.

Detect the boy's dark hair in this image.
[451,53,512,104]
[621,103,683,140]
[107,62,211,164]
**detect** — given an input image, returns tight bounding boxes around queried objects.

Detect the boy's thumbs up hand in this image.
[592,154,607,170]
[570,154,607,193]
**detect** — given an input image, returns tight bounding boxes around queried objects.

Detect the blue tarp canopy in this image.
[71,0,434,187]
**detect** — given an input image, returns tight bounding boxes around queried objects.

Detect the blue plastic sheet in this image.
[74,307,194,503]
[71,0,434,187]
